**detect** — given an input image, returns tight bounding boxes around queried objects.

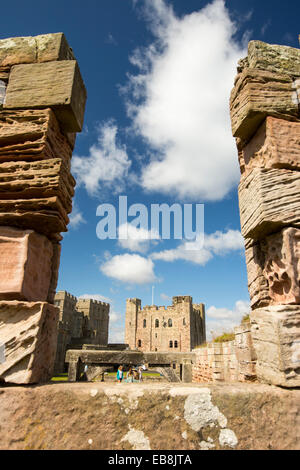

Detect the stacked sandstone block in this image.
[192,341,239,383]
[0,33,86,384]
[230,40,300,387]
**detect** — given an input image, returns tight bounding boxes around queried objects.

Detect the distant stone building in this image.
[125,296,206,352]
[54,291,110,373]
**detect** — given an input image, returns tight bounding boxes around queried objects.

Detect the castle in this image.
[125,296,206,352]
[54,291,110,372]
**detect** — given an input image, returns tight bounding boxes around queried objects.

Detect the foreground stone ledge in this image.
[239,167,300,240]
[4,60,86,132]
[0,382,298,450]
[230,68,298,141]
[251,306,300,388]
[0,301,59,384]
[0,227,53,302]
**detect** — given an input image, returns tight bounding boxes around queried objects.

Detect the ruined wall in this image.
[230,40,300,388]
[125,296,206,353]
[0,34,86,384]
[192,323,257,384]
[54,291,110,373]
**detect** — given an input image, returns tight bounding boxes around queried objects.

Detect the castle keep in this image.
[125,296,206,352]
[54,291,110,373]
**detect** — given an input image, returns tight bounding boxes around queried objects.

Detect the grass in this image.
[213,332,235,343]
[51,373,68,382]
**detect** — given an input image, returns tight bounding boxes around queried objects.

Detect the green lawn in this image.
[51,371,162,382]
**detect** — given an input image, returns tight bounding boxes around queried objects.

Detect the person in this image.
[126,367,134,383]
[116,365,123,383]
[138,366,143,382]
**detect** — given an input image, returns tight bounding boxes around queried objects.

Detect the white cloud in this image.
[118,223,160,253]
[78,293,111,303]
[151,229,244,265]
[109,326,125,343]
[100,253,157,284]
[68,205,86,229]
[126,0,246,200]
[160,292,171,302]
[72,121,131,196]
[206,299,250,339]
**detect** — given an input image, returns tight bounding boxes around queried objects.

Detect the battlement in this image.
[55,290,77,302]
[172,296,193,305]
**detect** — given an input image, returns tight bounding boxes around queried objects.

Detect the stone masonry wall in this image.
[229,40,300,387]
[192,322,257,384]
[0,33,86,384]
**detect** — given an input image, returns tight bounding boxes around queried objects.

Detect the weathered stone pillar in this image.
[230,40,300,387]
[0,33,86,384]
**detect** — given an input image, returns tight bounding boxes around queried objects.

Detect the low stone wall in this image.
[0,382,298,450]
[192,323,257,383]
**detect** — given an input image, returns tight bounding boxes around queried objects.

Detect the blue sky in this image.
[2,0,299,341]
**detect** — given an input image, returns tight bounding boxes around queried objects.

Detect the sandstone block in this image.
[47,242,61,304]
[0,109,72,166]
[248,41,300,77]
[262,228,300,305]
[0,33,74,67]
[244,239,271,309]
[0,196,69,237]
[0,158,75,212]
[4,60,87,132]
[230,68,298,141]
[0,226,53,302]
[0,301,59,384]
[239,168,300,239]
[239,117,300,175]
[250,306,300,387]
[0,80,5,106]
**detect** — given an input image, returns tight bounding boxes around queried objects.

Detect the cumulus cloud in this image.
[206,300,250,339]
[126,0,246,200]
[72,121,131,196]
[118,223,160,253]
[68,204,86,229]
[151,229,244,265]
[100,253,157,284]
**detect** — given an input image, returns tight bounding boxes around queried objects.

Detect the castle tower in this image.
[125,298,141,350]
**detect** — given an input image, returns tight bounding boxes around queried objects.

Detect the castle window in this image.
[174,340,178,348]
[183,318,186,326]
[143,319,146,328]
[169,340,173,348]
[155,333,157,338]
[138,340,142,347]
[168,318,172,327]
[155,319,159,328]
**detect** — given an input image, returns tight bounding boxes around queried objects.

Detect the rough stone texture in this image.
[230,68,298,141]
[0,301,59,384]
[250,306,300,387]
[0,158,75,212]
[192,342,239,383]
[239,117,300,175]
[125,296,206,353]
[234,323,257,382]
[47,243,61,304]
[239,168,300,240]
[0,227,53,302]
[0,109,73,166]
[244,238,271,309]
[0,33,74,67]
[247,41,300,77]
[0,383,298,450]
[0,196,69,237]
[4,60,86,132]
